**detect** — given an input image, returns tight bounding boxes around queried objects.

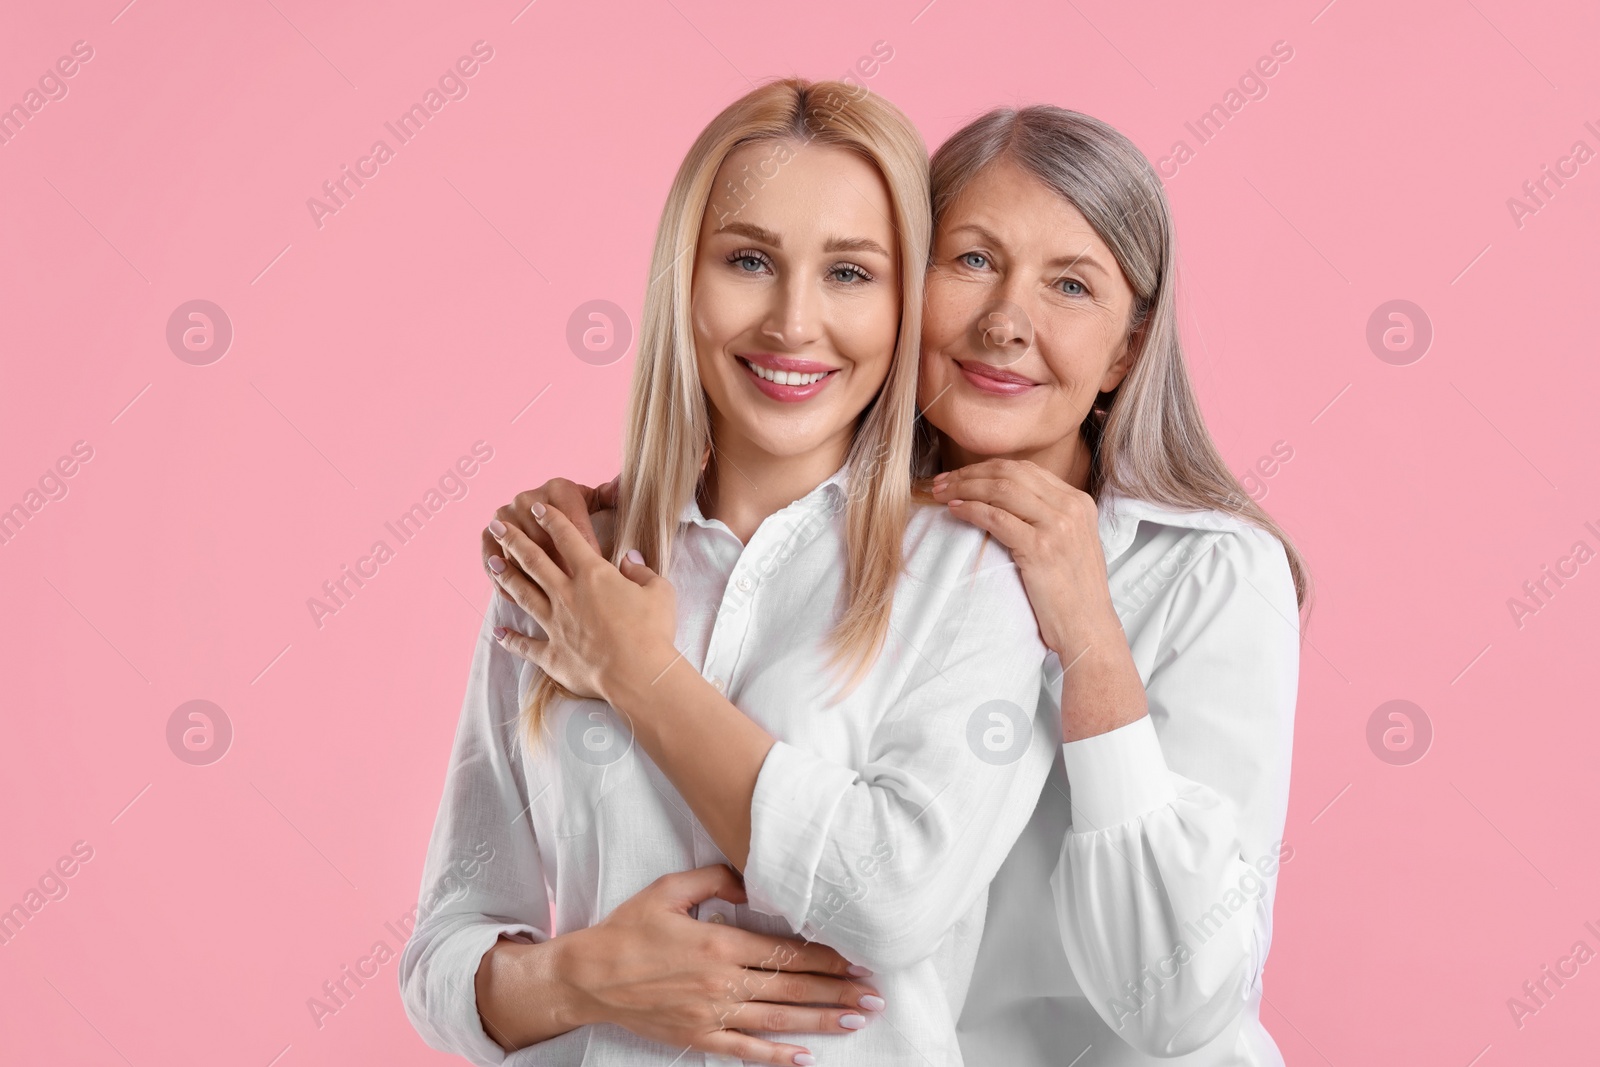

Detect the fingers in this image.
[492,624,548,669]
[696,1029,817,1067]
[720,929,859,979]
[531,502,604,569]
[481,525,512,595]
[725,966,881,1013]
[648,865,750,911]
[493,516,572,591]
[719,996,877,1036]
[542,479,606,556]
[486,553,552,624]
[930,473,1053,524]
[597,476,620,509]
[485,489,554,589]
[943,498,1035,555]
[619,548,658,589]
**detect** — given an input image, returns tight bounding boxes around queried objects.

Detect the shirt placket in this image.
[692,491,835,1067]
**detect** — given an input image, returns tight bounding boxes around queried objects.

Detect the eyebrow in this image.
[715,221,892,259]
[945,223,1111,277]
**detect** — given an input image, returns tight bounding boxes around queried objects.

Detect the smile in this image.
[954,358,1040,396]
[738,355,838,402]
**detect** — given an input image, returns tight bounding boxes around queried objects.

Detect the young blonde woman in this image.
[400,81,1060,1067]
[477,104,1306,1067]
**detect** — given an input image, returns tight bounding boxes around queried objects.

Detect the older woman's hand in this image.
[930,458,1147,741]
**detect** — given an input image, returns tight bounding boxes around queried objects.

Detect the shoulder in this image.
[901,499,1024,584]
[895,502,1045,660]
[1100,492,1296,629]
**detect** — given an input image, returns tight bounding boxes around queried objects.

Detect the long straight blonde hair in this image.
[925,106,1310,606]
[522,79,931,742]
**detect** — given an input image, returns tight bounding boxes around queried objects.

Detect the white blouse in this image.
[957,491,1301,1066]
[399,465,1056,1066]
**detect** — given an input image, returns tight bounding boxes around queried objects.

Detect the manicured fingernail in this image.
[793,1055,815,1066]
[947,499,964,506]
[492,626,508,640]
[859,994,885,1011]
[846,965,873,978]
[840,1013,867,1030]
[530,501,547,520]
[488,518,507,538]
[625,549,644,565]
[488,555,506,574]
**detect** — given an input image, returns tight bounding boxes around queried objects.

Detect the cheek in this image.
[921,278,973,352]
[1036,316,1116,397]
[835,289,900,379]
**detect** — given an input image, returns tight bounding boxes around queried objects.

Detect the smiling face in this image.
[691,139,901,473]
[918,158,1139,482]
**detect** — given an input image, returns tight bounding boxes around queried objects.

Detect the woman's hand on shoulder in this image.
[932,459,1148,741]
[486,493,676,705]
[930,458,1119,657]
[481,476,618,592]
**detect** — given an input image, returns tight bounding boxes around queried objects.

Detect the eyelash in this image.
[957,251,1087,296]
[726,249,875,284]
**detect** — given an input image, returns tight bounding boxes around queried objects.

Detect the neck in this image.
[939,425,1093,491]
[700,424,854,544]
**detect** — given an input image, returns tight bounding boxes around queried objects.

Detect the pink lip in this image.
[737,355,839,403]
[739,352,837,373]
[955,358,1040,396]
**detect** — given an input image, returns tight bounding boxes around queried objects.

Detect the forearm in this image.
[1055,628,1148,743]
[474,933,590,1053]
[605,646,775,869]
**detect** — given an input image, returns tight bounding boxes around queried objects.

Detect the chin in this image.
[929,398,1030,458]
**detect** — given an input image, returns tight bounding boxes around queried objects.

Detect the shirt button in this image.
[708,913,726,924]
[736,575,753,592]
[711,677,726,693]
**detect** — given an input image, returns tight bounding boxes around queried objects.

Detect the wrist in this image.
[541,928,603,1030]
[600,638,685,715]
[1048,611,1126,663]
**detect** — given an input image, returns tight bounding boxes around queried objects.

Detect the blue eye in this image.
[830,264,872,284]
[1057,278,1086,296]
[729,250,772,273]
[961,252,989,270]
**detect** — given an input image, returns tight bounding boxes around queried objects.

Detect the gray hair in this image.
[927,105,1308,606]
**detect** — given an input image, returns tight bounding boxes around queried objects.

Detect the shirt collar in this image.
[1096,487,1254,562]
[679,461,851,529]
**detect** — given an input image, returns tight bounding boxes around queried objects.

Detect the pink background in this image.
[2,0,1597,1063]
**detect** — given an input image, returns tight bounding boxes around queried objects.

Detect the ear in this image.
[1100,326,1140,393]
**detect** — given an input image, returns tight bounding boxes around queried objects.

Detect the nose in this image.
[969,292,1034,368]
[759,274,823,350]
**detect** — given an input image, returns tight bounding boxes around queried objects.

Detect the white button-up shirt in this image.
[958,491,1301,1066]
[400,465,1054,1066]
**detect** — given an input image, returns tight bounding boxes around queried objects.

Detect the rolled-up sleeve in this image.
[1051,524,1300,1056]
[744,557,1054,973]
[399,591,555,1065]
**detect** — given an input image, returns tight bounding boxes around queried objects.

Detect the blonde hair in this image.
[522,79,931,743]
[925,106,1310,607]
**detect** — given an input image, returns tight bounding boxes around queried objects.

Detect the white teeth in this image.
[743,360,828,387]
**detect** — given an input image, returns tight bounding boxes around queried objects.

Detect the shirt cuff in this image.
[1060,715,1178,832]
[429,922,548,1066]
[744,740,858,932]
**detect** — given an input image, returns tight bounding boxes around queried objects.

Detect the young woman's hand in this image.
[477,865,882,1065]
[929,458,1147,741]
[480,476,616,591]
[486,500,676,704]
